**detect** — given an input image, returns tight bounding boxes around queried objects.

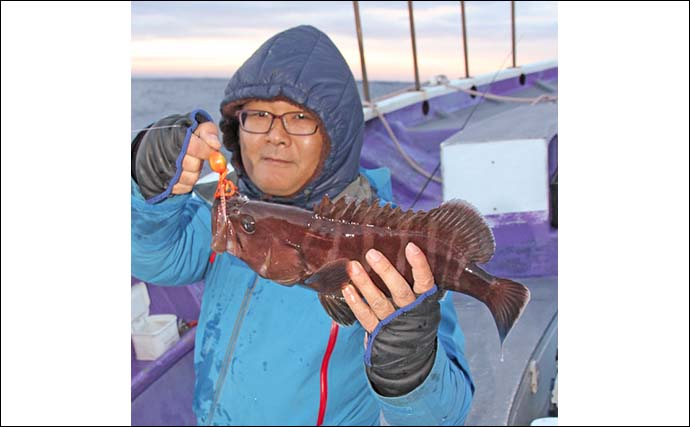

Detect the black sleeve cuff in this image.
[364,290,443,397]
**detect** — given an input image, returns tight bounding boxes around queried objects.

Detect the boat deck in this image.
[455,275,558,425]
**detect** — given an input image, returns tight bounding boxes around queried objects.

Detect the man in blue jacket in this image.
[132,25,474,425]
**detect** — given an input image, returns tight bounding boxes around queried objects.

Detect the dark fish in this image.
[211,194,530,345]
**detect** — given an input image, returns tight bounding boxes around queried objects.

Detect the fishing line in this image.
[131,124,185,133]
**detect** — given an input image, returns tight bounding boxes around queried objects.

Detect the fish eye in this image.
[240,215,255,234]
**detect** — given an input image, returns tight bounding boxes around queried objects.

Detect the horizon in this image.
[131,75,416,82]
[132,1,557,81]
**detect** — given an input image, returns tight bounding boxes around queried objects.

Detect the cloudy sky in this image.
[132,1,557,81]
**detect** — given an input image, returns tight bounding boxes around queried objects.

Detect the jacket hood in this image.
[219,25,364,209]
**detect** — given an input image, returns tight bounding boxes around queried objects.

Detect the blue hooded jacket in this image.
[132,25,474,425]
[219,25,364,209]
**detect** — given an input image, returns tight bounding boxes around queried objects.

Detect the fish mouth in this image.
[225,225,241,255]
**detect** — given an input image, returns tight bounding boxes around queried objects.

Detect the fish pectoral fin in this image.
[304,259,351,293]
[305,259,356,326]
[318,293,356,326]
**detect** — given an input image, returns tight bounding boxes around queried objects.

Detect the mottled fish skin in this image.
[211,194,531,345]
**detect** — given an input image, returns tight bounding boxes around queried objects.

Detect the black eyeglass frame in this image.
[235,109,320,136]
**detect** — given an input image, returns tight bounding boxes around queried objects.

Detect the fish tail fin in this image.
[456,264,531,345]
[486,276,531,345]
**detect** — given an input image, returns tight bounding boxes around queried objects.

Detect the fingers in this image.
[344,246,435,333]
[349,259,397,319]
[186,134,216,160]
[172,182,193,195]
[187,123,221,160]
[342,284,380,333]
[365,249,416,308]
[171,151,203,196]
[171,169,200,195]
[182,154,202,173]
[405,242,436,294]
[178,169,200,186]
[196,122,222,151]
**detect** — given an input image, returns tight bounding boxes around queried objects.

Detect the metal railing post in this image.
[511,0,517,68]
[352,1,371,103]
[460,1,469,78]
[407,1,421,91]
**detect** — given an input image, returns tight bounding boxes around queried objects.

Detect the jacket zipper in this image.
[205,275,259,425]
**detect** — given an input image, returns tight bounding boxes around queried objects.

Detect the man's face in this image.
[238,100,325,197]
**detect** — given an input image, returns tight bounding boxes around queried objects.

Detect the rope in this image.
[363,101,443,184]
[448,83,558,104]
[430,74,558,104]
[362,75,556,185]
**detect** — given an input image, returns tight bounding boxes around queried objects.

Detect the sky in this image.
[131,1,558,81]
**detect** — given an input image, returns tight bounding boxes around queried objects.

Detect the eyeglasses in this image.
[235,110,319,136]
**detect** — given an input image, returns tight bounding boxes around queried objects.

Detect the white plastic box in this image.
[131,282,180,361]
[440,138,549,215]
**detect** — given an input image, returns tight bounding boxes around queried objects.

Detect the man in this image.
[132,25,473,425]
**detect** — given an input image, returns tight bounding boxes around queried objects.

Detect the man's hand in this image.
[342,242,443,397]
[342,242,435,332]
[171,121,221,195]
[132,110,221,201]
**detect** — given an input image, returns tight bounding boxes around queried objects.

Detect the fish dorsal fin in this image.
[426,200,496,263]
[314,196,495,263]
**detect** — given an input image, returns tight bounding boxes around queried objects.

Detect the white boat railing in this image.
[362,59,558,122]
[351,1,557,121]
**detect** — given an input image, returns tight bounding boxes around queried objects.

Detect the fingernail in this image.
[407,242,421,254]
[366,250,382,263]
[350,261,362,276]
[342,286,356,303]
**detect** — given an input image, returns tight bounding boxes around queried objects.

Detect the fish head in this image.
[226,203,262,257]
[210,195,251,256]
[212,194,309,283]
